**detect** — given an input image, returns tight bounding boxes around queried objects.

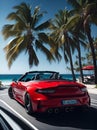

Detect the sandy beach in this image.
[77,80,97,94]
[85,84,97,94]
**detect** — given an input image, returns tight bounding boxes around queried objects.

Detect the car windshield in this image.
[18,71,60,81]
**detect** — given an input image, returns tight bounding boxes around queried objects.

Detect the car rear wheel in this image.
[8,87,14,99]
[25,93,33,115]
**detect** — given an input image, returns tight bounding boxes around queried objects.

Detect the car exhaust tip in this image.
[69,107,74,112]
[54,108,59,114]
[65,107,70,112]
[65,107,74,112]
[47,109,53,114]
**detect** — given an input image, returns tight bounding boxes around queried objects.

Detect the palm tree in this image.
[67,0,97,84]
[49,9,76,81]
[73,56,91,72]
[2,2,54,68]
[86,37,97,60]
[73,29,86,82]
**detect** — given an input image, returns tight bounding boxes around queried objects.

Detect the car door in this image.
[16,81,26,102]
[12,81,25,102]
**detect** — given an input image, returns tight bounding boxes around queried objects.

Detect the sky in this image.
[0,0,71,74]
[0,0,97,74]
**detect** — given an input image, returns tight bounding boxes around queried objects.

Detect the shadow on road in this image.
[34,107,97,130]
[0,86,7,90]
[0,107,34,130]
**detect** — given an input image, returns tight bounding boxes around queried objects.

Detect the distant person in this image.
[0,80,4,88]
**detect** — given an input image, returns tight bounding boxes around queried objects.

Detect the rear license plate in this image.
[62,99,77,105]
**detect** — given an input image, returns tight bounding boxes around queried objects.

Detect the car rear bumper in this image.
[32,94,90,113]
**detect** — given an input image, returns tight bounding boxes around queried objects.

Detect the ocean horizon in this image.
[0,74,81,85]
[0,74,22,85]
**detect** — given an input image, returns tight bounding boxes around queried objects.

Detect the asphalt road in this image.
[0,87,97,130]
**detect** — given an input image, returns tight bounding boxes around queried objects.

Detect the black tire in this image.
[8,87,14,99]
[25,93,33,115]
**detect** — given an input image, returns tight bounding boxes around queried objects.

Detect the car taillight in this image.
[36,89,55,94]
[81,87,88,92]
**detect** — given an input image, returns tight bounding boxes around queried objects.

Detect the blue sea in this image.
[0,74,22,85]
[0,74,80,85]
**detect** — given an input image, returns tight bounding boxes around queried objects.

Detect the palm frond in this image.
[35,40,55,62]
[66,14,81,30]
[27,46,39,67]
[4,36,28,68]
[38,33,49,43]
[4,37,19,53]
[35,20,51,30]
[2,25,14,39]
[67,0,81,8]
[33,6,40,15]
[85,3,96,15]
[50,45,62,62]
[7,12,26,28]
[14,2,31,24]
[31,6,47,29]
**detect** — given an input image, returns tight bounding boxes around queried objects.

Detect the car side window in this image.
[20,74,34,82]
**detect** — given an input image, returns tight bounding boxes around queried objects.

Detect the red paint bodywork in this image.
[10,71,90,113]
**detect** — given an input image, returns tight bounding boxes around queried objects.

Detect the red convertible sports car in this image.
[8,71,90,114]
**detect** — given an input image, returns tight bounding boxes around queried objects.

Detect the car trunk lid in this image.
[36,80,85,97]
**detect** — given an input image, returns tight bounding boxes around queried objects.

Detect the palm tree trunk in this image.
[67,38,76,81]
[86,32,97,84]
[77,42,84,82]
[72,19,84,83]
[69,49,76,81]
[75,33,84,83]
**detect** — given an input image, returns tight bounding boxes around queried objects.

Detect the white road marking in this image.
[91,99,97,103]
[0,99,39,130]
[91,103,97,107]
[91,98,97,107]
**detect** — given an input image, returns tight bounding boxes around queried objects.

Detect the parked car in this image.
[8,71,91,114]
